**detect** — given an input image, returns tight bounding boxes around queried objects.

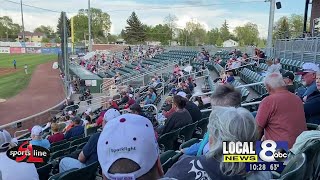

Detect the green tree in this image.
[145,24,171,45]
[34,25,55,39]
[57,12,71,38]
[220,20,230,41]
[185,20,207,46]
[0,16,21,40]
[273,16,290,40]
[288,14,304,38]
[206,28,220,45]
[123,12,146,44]
[216,36,223,46]
[41,37,50,43]
[234,22,259,46]
[164,14,177,45]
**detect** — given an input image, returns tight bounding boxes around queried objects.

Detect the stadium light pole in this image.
[266,0,275,57]
[20,0,26,42]
[88,0,92,52]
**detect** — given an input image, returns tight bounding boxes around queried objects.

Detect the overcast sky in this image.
[0,0,307,38]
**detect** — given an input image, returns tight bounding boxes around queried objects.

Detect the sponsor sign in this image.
[41,48,61,54]
[0,47,10,53]
[26,47,41,54]
[10,47,23,54]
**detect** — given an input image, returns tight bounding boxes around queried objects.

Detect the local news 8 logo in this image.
[257,140,288,162]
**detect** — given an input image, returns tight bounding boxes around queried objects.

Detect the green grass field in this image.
[0,54,57,99]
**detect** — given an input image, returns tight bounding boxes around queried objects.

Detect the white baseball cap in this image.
[0,129,16,151]
[297,63,320,75]
[103,108,121,122]
[97,114,159,179]
[31,125,43,136]
[68,111,73,115]
[177,91,187,98]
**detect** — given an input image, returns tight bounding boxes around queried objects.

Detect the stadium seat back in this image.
[177,122,198,144]
[162,158,173,174]
[158,129,181,152]
[53,161,99,180]
[160,150,177,164]
[280,153,307,180]
[193,118,209,139]
[179,138,200,150]
[37,163,53,180]
[50,141,70,153]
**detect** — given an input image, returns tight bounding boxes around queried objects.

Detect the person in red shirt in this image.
[47,123,64,144]
[256,72,307,148]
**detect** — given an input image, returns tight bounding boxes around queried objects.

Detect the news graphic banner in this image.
[6,141,50,164]
[223,140,288,172]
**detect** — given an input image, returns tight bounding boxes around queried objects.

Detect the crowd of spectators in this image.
[2,47,320,180]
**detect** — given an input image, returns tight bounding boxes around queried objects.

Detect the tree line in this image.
[0,10,306,46]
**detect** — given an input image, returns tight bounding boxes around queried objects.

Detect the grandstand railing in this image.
[119,104,159,121]
[100,60,179,92]
[0,99,65,135]
[189,82,264,101]
[274,37,320,64]
[200,101,262,113]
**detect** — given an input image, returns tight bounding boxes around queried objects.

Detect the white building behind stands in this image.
[223,39,239,47]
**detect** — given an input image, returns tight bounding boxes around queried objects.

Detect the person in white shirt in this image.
[265,59,279,74]
[0,129,39,180]
[274,58,282,72]
[24,64,28,74]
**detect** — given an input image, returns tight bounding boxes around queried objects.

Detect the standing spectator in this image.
[0,129,39,180]
[59,109,120,173]
[304,71,320,124]
[30,125,50,149]
[47,123,64,144]
[297,63,320,101]
[24,64,28,74]
[282,71,296,93]
[97,114,163,180]
[13,59,16,69]
[64,116,84,140]
[256,73,307,148]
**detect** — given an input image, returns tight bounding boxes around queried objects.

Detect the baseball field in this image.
[0,54,57,99]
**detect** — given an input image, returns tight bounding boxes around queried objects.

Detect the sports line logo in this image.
[6,141,50,163]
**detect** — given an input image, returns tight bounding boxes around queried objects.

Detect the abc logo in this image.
[259,140,288,162]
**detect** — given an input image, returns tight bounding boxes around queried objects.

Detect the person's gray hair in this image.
[264,72,286,89]
[206,106,259,176]
[211,84,242,107]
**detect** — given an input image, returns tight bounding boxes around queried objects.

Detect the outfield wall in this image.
[0,42,83,54]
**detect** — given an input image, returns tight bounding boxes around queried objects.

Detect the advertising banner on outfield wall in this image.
[43,43,57,48]
[0,42,22,47]
[21,42,42,48]
[0,47,10,53]
[10,47,23,54]
[26,47,41,54]
[41,48,61,54]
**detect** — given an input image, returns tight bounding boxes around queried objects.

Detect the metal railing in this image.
[119,104,158,121]
[100,60,178,92]
[200,101,262,113]
[189,82,263,101]
[274,37,320,63]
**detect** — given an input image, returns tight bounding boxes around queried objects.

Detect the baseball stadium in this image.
[0,0,320,180]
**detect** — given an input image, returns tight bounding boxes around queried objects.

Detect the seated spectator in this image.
[265,59,279,74]
[163,96,173,112]
[194,96,204,109]
[30,125,50,149]
[64,116,84,140]
[256,73,307,148]
[296,63,319,101]
[225,71,235,84]
[173,64,181,75]
[0,130,39,180]
[165,106,271,179]
[304,71,320,124]
[124,94,136,109]
[274,58,282,72]
[183,84,242,156]
[59,109,120,173]
[47,123,64,144]
[282,71,295,93]
[159,95,192,135]
[117,91,129,106]
[97,114,163,180]
[163,97,176,118]
[177,91,202,123]
[144,88,157,105]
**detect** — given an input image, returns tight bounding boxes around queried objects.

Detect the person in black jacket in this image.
[177,91,202,122]
[304,71,320,124]
[160,95,192,135]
